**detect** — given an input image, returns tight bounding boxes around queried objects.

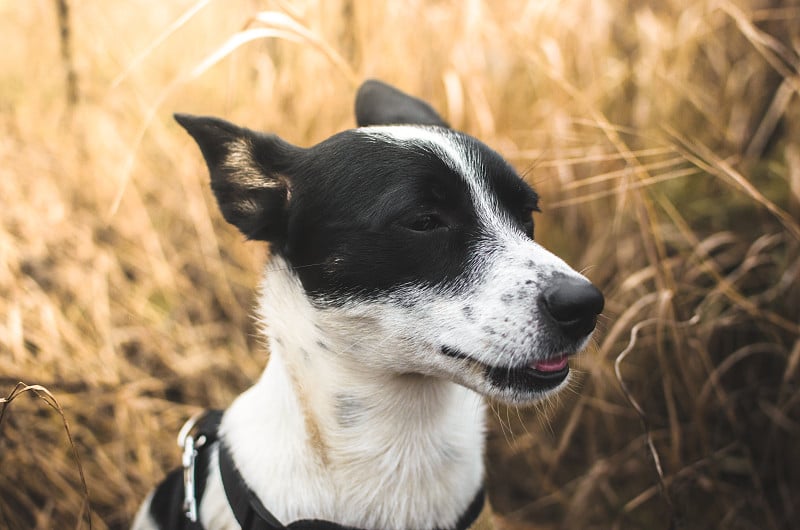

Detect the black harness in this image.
[148,410,488,530]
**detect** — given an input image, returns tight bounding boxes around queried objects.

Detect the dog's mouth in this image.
[441,346,570,393]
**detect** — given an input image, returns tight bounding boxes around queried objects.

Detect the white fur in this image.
[206,259,486,530]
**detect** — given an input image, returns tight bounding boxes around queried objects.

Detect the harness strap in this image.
[218,440,488,530]
[219,441,361,530]
[158,409,492,530]
[219,441,287,529]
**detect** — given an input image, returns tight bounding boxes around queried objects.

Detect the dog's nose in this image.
[542,278,604,339]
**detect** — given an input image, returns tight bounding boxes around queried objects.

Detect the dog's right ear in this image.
[355,80,449,128]
[174,113,299,242]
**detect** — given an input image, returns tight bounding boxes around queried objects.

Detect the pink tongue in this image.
[533,356,568,372]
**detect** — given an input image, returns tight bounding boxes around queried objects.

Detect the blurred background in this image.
[1,1,798,529]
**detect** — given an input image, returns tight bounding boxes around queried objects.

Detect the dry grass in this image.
[1,1,798,529]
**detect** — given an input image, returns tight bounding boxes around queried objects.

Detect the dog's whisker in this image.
[489,400,513,448]
[514,405,531,439]
[266,261,328,273]
[504,397,518,444]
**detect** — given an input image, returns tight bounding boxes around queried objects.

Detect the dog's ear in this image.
[355,80,449,128]
[174,113,299,242]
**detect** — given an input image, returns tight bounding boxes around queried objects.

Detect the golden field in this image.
[1,1,798,528]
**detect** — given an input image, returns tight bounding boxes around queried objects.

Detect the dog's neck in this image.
[218,257,487,530]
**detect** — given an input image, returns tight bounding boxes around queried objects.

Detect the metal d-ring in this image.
[177,411,210,522]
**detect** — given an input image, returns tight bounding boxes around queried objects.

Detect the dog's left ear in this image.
[175,113,300,242]
[355,79,449,128]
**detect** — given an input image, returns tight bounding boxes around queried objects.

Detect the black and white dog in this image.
[133,80,603,530]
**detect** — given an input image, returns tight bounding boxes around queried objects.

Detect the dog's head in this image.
[176,80,603,405]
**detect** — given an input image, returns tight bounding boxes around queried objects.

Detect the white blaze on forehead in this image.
[361,126,472,177]
[360,126,513,236]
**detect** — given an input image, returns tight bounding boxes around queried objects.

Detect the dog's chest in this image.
[214,356,487,530]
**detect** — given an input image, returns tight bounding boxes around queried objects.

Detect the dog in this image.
[132,80,604,530]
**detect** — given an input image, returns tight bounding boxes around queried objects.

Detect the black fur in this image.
[174,114,299,243]
[174,116,538,303]
[355,79,449,128]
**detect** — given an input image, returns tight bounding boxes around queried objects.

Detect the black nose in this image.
[543,277,604,339]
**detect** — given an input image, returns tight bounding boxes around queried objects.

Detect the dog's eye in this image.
[404,213,447,232]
